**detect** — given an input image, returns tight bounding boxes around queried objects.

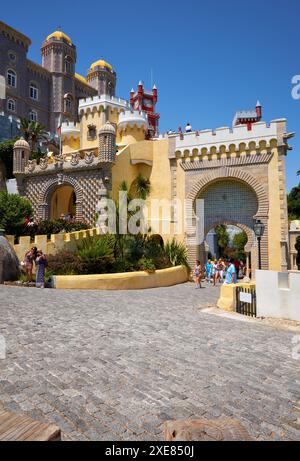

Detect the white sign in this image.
[239,292,252,304]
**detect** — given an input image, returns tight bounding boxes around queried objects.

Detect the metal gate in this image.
[236,286,257,317]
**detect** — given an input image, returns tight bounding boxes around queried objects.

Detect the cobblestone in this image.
[0,282,299,440]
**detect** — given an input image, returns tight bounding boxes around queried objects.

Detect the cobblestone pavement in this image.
[0,282,299,441]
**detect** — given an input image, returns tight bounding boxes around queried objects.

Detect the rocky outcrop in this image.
[0,235,20,283]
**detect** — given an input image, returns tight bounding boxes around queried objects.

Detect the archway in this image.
[37,176,83,222]
[50,185,76,220]
[188,176,263,276]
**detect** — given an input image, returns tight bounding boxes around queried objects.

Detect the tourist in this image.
[205,259,212,283]
[217,258,225,283]
[224,258,237,285]
[35,250,48,288]
[211,259,218,286]
[193,260,202,289]
[185,123,192,133]
[24,249,34,282]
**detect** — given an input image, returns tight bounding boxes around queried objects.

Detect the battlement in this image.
[169,119,287,157]
[78,94,130,115]
[118,110,148,130]
[61,121,80,138]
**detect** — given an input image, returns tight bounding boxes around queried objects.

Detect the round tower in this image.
[99,122,116,163]
[87,60,116,97]
[118,111,148,144]
[13,138,30,174]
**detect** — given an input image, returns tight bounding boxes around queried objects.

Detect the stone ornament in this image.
[70,153,80,166]
[54,153,65,165]
[84,152,94,164]
[27,160,37,173]
[39,157,48,170]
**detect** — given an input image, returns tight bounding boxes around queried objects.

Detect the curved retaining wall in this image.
[53,265,188,290]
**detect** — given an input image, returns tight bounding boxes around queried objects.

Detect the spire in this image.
[256,100,261,107]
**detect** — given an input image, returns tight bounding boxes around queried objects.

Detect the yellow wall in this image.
[51,185,76,220]
[62,136,80,155]
[267,147,282,271]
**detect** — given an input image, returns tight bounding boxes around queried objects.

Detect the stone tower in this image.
[99,122,116,164]
[13,138,30,174]
[86,60,116,97]
[41,30,77,131]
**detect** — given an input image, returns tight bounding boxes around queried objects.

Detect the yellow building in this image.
[13,66,293,273]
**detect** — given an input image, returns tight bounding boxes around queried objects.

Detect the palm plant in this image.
[76,234,115,273]
[164,238,189,268]
[20,118,48,151]
[132,173,151,200]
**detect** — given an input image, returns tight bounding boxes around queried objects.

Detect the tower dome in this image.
[90,59,113,72]
[14,138,30,150]
[99,121,116,135]
[99,122,116,164]
[46,30,72,45]
[87,58,116,97]
[13,138,30,174]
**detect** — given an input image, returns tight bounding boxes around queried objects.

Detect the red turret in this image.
[256,100,262,118]
[129,82,160,138]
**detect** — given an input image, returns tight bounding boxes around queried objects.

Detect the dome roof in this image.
[75,72,87,84]
[14,138,30,149]
[90,59,113,72]
[99,121,116,134]
[46,30,72,45]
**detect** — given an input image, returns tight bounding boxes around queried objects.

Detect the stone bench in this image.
[0,409,61,441]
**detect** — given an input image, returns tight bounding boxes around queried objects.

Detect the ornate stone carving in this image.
[84,151,94,164]
[54,153,65,165]
[27,160,36,173]
[70,152,80,166]
[39,157,48,170]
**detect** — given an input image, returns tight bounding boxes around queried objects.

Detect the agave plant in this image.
[76,234,115,273]
[164,238,189,268]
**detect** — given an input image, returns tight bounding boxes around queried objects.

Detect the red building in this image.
[130,81,160,138]
[233,101,262,130]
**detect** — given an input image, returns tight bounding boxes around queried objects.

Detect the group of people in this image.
[24,247,48,288]
[193,258,244,289]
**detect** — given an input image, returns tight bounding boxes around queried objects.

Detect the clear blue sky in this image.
[2,0,300,190]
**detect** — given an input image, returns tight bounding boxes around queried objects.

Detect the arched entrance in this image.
[38,176,83,222]
[197,179,258,275]
[50,185,76,220]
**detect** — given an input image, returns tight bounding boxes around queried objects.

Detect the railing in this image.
[236,286,257,317]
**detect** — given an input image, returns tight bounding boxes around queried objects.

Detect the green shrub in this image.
[76,234,115,274]
[110,258,135,273]
[47,251,85,275]
[14,219,89,239]
[164,238,189,268]
[137,258,156,273]
[0,192,33,234]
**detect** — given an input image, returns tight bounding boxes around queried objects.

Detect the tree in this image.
[0,192,32,234]
[232,231,248,261]
[215,225,229,257]
[20,118,48,151]
[0,139,16,180]
[287,183,300,220]
[132,173,151,200]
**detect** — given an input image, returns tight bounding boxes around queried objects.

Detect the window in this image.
[7,69,16,87]
[29,110,37,122]
[64,96,72,113]
[29,82,38,100]
[8,52,16,62]
[7,98,15,112]
[65,56,73,74]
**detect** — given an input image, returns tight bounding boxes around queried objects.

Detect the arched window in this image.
[64,95,73,113]
[29,110,37,122]
[65,56,74,74]
[7,69,16,87]
[29,82,38,100]
[7,98,16,112]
